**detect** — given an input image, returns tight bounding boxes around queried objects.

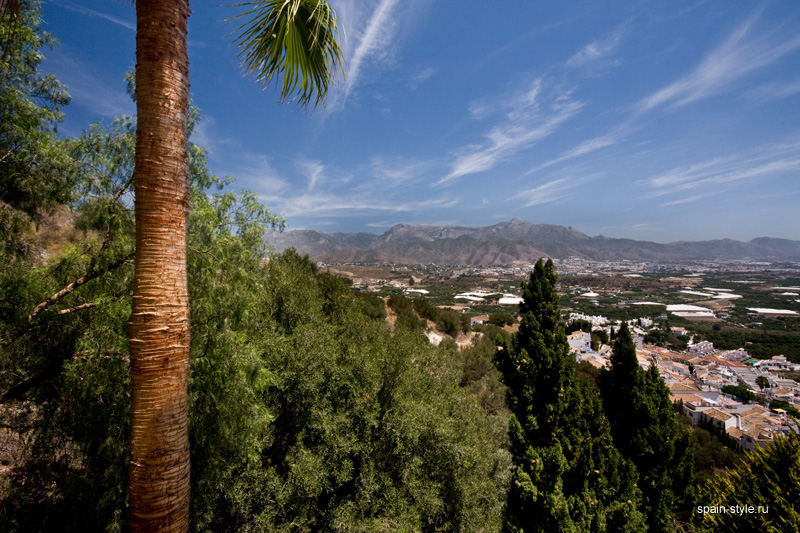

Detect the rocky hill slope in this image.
[264,218,800,266]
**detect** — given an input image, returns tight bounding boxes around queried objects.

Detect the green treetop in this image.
[601,323,693,532]
[0,0,73,259]
[495,258,644,532]
[695,429,800,532]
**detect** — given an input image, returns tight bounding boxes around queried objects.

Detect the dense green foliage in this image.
[1,114,512,532]
[387,292,472,337]
[489,313,514,327]
[721,385,757,404]
[0,17,511,525]
[678,416,741,489]
[692,325,800,362]
[353,290,387,320]
[601,324,693,533]
[459,326,510,416]
[387,293,427,333]
[694,431,800,532]
[768,400,800,418]
[411,295,471,337]
[495,259,645,532]
[0,0,73,259]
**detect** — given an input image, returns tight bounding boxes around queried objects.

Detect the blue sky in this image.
[42,1,800,242]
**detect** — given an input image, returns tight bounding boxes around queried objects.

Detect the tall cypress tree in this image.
[601,323,693,533]
[495,259,644,532]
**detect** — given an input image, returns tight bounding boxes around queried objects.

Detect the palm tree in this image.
[0,0,341,529]
[128,2,193,529]
[0,0,342,526]
[128,1,341,530]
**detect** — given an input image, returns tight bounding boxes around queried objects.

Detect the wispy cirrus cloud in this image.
[331,0,403,107]
[190,116,232,151]
[296,159,326,192]
[369,156,436,185]
[441,80,583,184]
[261,191,458,219]
[516,178,572,207]
[661,193,717,207]
[638,10,800,112]
[47,53,134,120]
[467,79,543,120]
[748,78,800,101]
[221,154,289,195]
[567,28,623,69]
[246,152,456,220]
[640,140,800,205]
[50,0,135,31]
[516,171,600,207]
[525,124,633,176]
[409,67,437,90]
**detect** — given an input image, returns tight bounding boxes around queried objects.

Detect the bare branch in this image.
[0,252,133,347]
[189,246,220,262]
[113,174,135,204]
[55,302,100,316]
[26,253,132,323]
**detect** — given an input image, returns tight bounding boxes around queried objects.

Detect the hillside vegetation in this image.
[3,4,800,532]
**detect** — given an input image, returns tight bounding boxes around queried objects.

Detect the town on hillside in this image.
[323,257,800,451]
[565,313,800,451]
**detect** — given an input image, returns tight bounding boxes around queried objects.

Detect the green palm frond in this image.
[230,0,344,108]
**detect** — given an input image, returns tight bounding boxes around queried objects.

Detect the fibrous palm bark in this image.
[128,0,191,530]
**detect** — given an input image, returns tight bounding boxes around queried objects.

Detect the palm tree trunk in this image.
[129,0,191,530]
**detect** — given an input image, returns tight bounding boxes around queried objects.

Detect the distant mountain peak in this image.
[264,219,800,266]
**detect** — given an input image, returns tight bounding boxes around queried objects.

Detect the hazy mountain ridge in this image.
[265,219,800,266]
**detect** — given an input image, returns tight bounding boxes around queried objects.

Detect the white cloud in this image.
[749,79,800,101]
[525,125,633,176]
[638,11,800,112]
[296,159,326,192]
[468,79,542,120]
[640,140,800,203]
[661,193,716,207]
[409,67,437,90]
[190,116,220,150]
[50,0,135,31]
[370,156,435,185]
[516,169,603,207]
[261,191,458,219]
[47,53,134,119]
[567,29,623,68]
[442,80,583,183]
[516,178,572,207]
[330,0,403,108]
[241,151,456,221]
[223,154,288,195]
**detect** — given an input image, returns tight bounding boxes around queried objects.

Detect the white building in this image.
[568,312,608,327]
[688,341,715,356]
[568,331,592,353]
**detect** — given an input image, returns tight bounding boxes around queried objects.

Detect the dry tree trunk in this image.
[129,1,191,530]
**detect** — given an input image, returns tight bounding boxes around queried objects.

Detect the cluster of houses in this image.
[567,326,800,451]
[675,388,791,452]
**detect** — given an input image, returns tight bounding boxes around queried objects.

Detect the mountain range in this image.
[264,218,800,266]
